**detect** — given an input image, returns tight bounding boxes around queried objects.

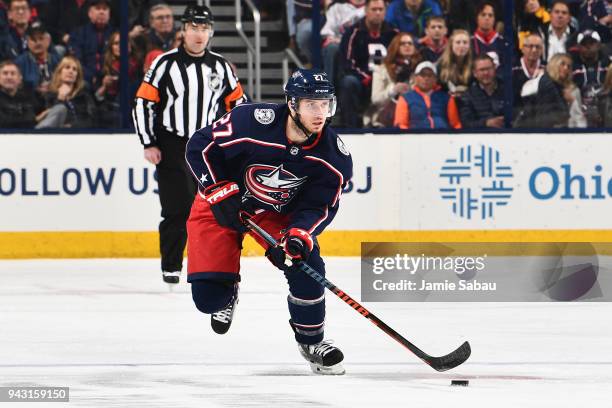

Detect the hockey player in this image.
[185,69,353,375]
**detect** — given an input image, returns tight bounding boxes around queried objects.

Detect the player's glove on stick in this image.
[204,181,245,232]
[266,228,314,270]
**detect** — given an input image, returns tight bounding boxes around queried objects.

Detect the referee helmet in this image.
[181,5,214,26]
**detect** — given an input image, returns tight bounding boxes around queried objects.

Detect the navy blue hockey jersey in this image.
[186,103,353,236]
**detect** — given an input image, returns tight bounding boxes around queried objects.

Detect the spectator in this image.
[0,0,32,60]
[564,81,587,127]
[125,2,159,67]
[543,0,576,61]
[572,29,608,90]
[384,0,442,38]
[460,54,505,128]
[471,1,505,67]
[37,55,95,128]
[516,0,550,49]
[438,29,472,97]
[581,0,612,26]
[67,0,114,88]
[598,63,612,127]
[254,0,285,20]
[143,28,182,73]
[394,61,461,129]
[94,31,140,128]
[338,0,397,127]
[321,0,366,82]
[512,33,546,106]
[40,0,88,46]
[0,60,41,127]
[419,15,448,63]
[521,53,573,128]
[447,0,502,33]
[41,0,120,47]
[579,0,612,43]
[370,32,422,127]
[15,20,60,93]
[146,3,176,52]
[572,29,609,125]
[437,0,450,16]
[127,0,153,30]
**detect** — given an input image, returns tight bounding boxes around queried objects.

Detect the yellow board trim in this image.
[2,230,612,258]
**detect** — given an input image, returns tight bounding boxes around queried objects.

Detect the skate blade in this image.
[308,362,345,375]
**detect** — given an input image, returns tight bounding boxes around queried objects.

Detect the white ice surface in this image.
[0,258,611,407]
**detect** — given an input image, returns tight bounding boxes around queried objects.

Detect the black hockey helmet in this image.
[181,5,214,26]
[284,69,336,118]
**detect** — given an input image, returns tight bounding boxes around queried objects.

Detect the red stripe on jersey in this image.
[301,131,323,150]
[202,141,218,183]
[218,138,287,150]
[303,155,344,207]
[308,206,329,235]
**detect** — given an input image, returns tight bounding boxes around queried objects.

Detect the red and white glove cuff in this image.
[284,228,314,252]
[204,181,239,205]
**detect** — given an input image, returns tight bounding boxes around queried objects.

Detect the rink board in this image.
[1,133,612,257]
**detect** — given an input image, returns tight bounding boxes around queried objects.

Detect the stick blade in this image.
[426,341,471,372]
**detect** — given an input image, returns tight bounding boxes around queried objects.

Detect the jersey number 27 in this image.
[212,113,233,138]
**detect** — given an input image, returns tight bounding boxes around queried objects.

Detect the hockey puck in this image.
[451,380,469,386]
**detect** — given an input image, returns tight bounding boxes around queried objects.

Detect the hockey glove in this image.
[204,181,246,232]
[266,228,314,270]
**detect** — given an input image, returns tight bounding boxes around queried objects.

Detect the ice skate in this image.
[298,340,345,375]
[162,271,181,290]
[211,284,239,334]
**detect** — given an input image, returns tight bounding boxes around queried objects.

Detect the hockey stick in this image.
[243,217,471,372]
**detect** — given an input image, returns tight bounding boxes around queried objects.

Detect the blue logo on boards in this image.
[439,145,513,220]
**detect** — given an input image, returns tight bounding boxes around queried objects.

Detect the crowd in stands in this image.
[0,0,172,129]
[289,0,612,129]
[1,0,611,130]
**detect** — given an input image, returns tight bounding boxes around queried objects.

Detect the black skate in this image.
[211,285,239,334]
[162,271,181,284]
[298,340,345,375]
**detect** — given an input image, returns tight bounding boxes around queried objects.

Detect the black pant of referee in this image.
[155,129,197,273]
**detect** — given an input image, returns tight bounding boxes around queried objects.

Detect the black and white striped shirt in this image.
[132,46,246,147]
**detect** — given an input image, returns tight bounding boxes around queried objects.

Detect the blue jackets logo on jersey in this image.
[244,164,307,211]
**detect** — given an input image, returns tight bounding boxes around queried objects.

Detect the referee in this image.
[133,5,246,285]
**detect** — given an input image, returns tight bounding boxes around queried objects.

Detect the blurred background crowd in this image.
[0,0,610,130]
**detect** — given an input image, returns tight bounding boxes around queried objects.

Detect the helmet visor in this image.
[295,96,337,118]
